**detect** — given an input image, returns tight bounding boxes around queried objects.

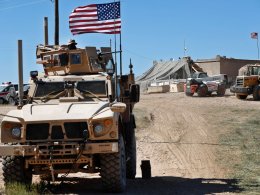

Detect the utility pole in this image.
[54,0,59,45]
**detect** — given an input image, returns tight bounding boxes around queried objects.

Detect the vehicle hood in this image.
[3,102,113,123]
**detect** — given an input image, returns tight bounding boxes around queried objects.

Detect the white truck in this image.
[184,72,227,97]
[0,82,18,105]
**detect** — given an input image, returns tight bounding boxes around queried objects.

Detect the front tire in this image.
[8,97,16,106]
[2,156,32,185]
[217,84,226,96]
[253,85,260,100]
[197,85,208,97]
[185,92,194,96]
[236,94,248,99]
[126,114,137,179]
[100,134,126,192]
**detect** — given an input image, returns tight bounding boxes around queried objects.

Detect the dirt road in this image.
[1,92,258,194]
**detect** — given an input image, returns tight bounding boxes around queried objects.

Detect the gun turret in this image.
[36,45,113,76]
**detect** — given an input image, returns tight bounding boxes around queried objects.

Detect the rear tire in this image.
[253,85,260,100]
[0,98,4,104]
[126,114,136,179]
[197,85,208,97]
[236,94,248,99]
[100,134,126,192]
[185,92,194,96]
[2,156,32,185]
[217,84,226,96]
[8,97,16,106]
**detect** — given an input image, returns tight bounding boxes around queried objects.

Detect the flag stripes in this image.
[69,2,121,35]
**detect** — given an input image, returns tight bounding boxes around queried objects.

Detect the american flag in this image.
[69,2,121,35]
[251,32,258,39]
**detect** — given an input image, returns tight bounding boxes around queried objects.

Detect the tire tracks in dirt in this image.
[135,93,226,179]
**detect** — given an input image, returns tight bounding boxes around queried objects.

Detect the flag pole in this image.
[257,36,259,60]
[120,28,122,76]
[113,0,118,101]
[119,0,122,76]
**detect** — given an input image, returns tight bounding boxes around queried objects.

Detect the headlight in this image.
[94,124,104,136]
[93,119,113,137]
[11,127,21,138]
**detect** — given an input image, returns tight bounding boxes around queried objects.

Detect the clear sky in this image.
[0,0,260,83]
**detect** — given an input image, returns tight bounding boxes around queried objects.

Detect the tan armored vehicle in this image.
[0,43,140,192]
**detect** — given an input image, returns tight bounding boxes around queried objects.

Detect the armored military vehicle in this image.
[0,43,140,192]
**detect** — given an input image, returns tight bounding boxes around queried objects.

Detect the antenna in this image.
[184,39,187,57]
[54,0,59,45]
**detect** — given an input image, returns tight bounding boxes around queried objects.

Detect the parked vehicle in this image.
[230,64,260,100]
[0,82,18,105]
[184,72,227,97]
[0,42,139,192]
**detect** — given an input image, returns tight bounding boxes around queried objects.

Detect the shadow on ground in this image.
[44,176,241,195]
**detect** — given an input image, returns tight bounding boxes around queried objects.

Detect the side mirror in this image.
[30,71,38,79]
[106,60,114,76]
[130,84,140,103]
[110,102,126,113]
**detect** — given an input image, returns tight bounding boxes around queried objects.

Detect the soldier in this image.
[68,39,77,50]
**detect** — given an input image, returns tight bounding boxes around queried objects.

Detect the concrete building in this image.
[195,55,260,84]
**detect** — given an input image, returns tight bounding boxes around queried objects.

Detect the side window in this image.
[199,73,208,78]
[14,85,18,91]
[53,53,69,66]
[59,53,69,66]
[70,53,81,65]
[53,54,60,66]
[43,55,51,61]
[3,86,10,92]
[90,58,102,70]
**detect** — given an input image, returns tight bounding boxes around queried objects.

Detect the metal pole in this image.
[113,0,118,101]
[120,33,122,76]
[114,35,118,101]
[44,17,49,45]
[119,0,122,76]
[54,0,59,45]
[257,37,259,59]
[18,40,24,107]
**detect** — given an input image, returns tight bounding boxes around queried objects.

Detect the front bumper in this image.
[0,142,118,156]
[185,84,198,94]
[230,85,251,94]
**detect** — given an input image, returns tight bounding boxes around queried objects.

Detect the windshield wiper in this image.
[79,89,105,102]
[40,90,66,102]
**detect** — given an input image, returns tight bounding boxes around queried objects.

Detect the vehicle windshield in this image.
[190,72,208,79]
[0,85,7,92]
[249,66,260,75]
[33,80,107,99]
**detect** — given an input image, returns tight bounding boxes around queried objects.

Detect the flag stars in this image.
[97,2,120,21]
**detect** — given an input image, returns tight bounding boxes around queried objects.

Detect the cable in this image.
[59,141,86,182]
[0,0,48,11]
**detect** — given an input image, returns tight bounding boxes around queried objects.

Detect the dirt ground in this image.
[0,91,259,194]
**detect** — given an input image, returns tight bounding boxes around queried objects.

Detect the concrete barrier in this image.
[147,85,170,93]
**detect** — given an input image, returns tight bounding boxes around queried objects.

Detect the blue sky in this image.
[0,0,260,83]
